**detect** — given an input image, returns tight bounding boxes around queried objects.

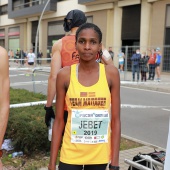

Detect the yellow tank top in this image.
[60,63,111,165]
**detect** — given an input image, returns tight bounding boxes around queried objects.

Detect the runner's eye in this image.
[78,40,85,44]
[91,41,97,45]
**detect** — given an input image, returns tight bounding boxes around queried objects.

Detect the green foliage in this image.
[5,88,50,155]
[10,88,46,104]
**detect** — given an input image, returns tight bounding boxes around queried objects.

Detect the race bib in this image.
[71,109,110,144]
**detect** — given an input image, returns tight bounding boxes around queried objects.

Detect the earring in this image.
[99,50,103,57]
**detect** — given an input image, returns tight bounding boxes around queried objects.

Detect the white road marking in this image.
[162,108,170,112]
[121,104,170,109]
[121,85,170,95]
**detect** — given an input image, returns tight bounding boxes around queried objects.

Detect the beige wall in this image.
[40,19,48,61]
[0,14,27,27]
[113,2,123,67]
[150,0,170,47]
[0,0,8,5]
[1,24,24,50]
[140,0,152,50]
[106,9,114,49]
[88,10,108,47]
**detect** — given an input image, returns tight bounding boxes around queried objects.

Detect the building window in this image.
[0,5,8,15]
[47,21,65,61]
[13,0,24,10]
[13,0,46,10]
[163,5,170,72]
[87,16,93,23]
[8,27,20,53]
[0,29,5,47]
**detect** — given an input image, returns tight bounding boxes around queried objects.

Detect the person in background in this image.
[131,49,141,82]
[118,49,125,73]
[139,52,149,82]
[37,50,43,65]
[26,49,36,66]
[11,50,14,58]
[0,46,10,169]
[147,48,156,80]
[48,22,120,170]
[155,47,162,82]
[44,9,87,129]
[15,49,20,64]
[8,49,11,59]
[20,50,26,66]
[108,47,114,61]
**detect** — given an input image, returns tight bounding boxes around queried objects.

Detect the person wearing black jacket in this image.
[131,49,141,82]
[139,52,149,82]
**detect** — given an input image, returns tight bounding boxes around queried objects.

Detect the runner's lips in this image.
[83,53,92,56]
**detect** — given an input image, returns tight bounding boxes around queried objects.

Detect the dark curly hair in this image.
[75,23,102,44]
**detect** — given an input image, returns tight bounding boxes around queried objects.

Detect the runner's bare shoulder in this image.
[52,39,62,54]
[57,66,71,85]
[105,64,119,75]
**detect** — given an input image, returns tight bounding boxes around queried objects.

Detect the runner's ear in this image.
[99,43,102,51]
[75,42,77,51]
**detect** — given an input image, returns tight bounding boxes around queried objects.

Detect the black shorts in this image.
[59,161,107,170]
[28,62,34,65]
[155,63,160,67]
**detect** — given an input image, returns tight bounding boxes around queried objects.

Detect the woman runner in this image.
[48,23,121,170]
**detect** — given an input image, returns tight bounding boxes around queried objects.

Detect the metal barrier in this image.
[10,100,55,108]
[125,154,164,170]
[10,66,50,94]
[9,58,51,68]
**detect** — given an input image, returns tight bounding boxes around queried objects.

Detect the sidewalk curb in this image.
[121,134,166,151]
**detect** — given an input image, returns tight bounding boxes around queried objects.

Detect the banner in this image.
[164,117,170,170]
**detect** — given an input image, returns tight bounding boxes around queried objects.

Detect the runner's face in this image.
[76,28,102,61]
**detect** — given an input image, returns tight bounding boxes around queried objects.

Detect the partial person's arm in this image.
[26,54,28,64]
[106,65,121,168]
[0,47,10,168]
[48,68,69,170]
[101,46,113,65]
[131,54,134,60]
[46,40,62,107]
[34,53,36,65]
[45,40,62,127]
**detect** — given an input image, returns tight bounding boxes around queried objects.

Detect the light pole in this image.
[34,0,51,66]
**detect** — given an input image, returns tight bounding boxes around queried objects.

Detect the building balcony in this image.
[78,0,115,5]
[8,0,57,19]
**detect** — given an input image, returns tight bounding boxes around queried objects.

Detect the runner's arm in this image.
[46,40,62,107]
[0,47,9,146]
[101,46,113,65]
[108,65,121,167]
[48,68,69,170]
[0,47,10,154]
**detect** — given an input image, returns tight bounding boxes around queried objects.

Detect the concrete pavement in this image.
[120,71,170,93]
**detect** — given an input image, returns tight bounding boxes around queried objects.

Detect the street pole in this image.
[34,0,51,67]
